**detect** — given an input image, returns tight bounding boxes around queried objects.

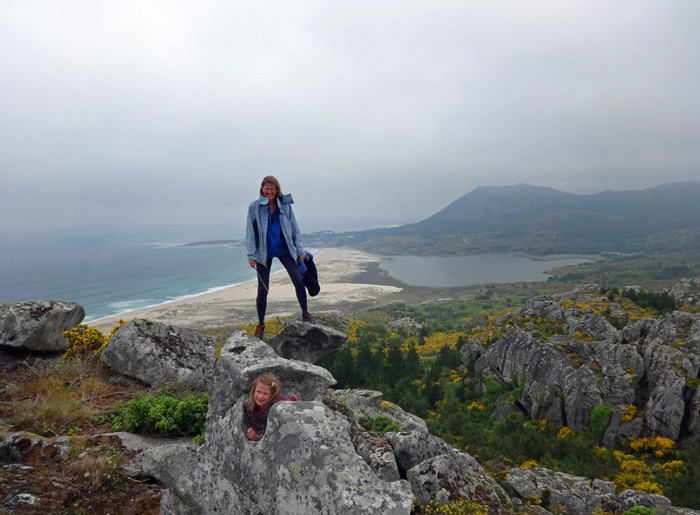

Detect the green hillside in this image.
[306,181,700,255]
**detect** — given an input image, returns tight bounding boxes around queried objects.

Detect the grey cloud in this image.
[1,1,698,237]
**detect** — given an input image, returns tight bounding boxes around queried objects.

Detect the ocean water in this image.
[379,254,592,287]
[0,232,278,323]
[1,231,591,324]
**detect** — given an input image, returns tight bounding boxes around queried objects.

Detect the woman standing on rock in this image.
[246,175,314,338]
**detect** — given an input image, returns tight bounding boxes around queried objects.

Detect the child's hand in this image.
[247,428,259,441]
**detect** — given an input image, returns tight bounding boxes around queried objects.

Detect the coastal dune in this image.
[90,248,402,332]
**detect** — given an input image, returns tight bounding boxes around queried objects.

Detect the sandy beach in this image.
[90,248,404,332]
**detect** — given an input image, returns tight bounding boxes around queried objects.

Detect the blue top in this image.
[267,208,288,258]
[246,193,305,265]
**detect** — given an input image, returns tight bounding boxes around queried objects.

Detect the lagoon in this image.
[378,254,592,287]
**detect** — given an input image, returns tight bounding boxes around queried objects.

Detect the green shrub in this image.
[623,507,657,515]
[483,375,503,399]
[358,414,401,434]
[112,391,208,441]
[540,489,552,510]
[591,405,612,440]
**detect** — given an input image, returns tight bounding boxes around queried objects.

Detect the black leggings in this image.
[256,252,307,324]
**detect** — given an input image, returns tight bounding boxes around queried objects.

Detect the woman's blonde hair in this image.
[260,176,282,198]
[246,372,282,411]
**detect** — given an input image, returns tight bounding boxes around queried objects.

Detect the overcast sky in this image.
[2,1,699,240]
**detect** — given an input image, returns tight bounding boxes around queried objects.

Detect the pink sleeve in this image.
[280,394,299,401]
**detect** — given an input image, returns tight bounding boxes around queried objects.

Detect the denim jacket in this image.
[246,193,304,264]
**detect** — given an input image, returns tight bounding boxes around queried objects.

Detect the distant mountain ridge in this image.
[307,181,700,255]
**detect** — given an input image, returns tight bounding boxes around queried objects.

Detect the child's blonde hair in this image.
[246,372,282,411]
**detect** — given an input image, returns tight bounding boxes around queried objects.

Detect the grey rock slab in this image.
[0,301,84,352]
[100,319,215,389]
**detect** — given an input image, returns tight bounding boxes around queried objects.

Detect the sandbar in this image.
[90,248,403,332]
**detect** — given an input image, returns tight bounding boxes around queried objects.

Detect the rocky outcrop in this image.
[473,284,700,445]
[506,467,615,514]
[330,389,428,434]
[0,301,84,353]
[207,332,337,419]
[642,342,700,440]
[134,331,517,514]
[386,431,508,512]
[617,489,672,511]
[505,467,680,515]
[460,337,485,364]
[476,331,579,427]
[136,332,418,514]
[387,317,422,332]
[567,313,621,343]
[100,319,215,389]
[267,320,347,364]
[667,277,700,307]
[352,430,402,482]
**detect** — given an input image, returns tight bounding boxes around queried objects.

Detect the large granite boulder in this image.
[0,301,84,353]
[506,467,615,515]
[100,319,215,389]
[267,321,347,365]
[385,431,509,514]
[460,337,485,364]
[207,332,337,420]
[686,386,700,445]
[143,401,414,515]
[407,452,508,512]
[617,489,672,511]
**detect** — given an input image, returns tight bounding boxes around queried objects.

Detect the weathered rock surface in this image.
[137,332,416,514]
[9,283,700,513]
[387,317,422,332]
[642,342,700,440]
[473,283,700,445]
[567,312,621,343]
[617,489,672,511]
[330,389,428,434]
[100,319,215,389]
[386,430,509,513]
[132,330,519,514]
[208,332,337,419]
[460,337,485,364]
[506,467,615,515]
[267,320,347,364]
[0,301,84,353]
[352,430,402,483]
[667,277,700,307]
[476,331,579,428]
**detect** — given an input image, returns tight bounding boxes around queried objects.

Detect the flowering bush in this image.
[629,437,675,458]
[557,427,575,439]
[621,405,638,422]
[63,320,126,361]
[613,451,663,495]
[412,497,489,515]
